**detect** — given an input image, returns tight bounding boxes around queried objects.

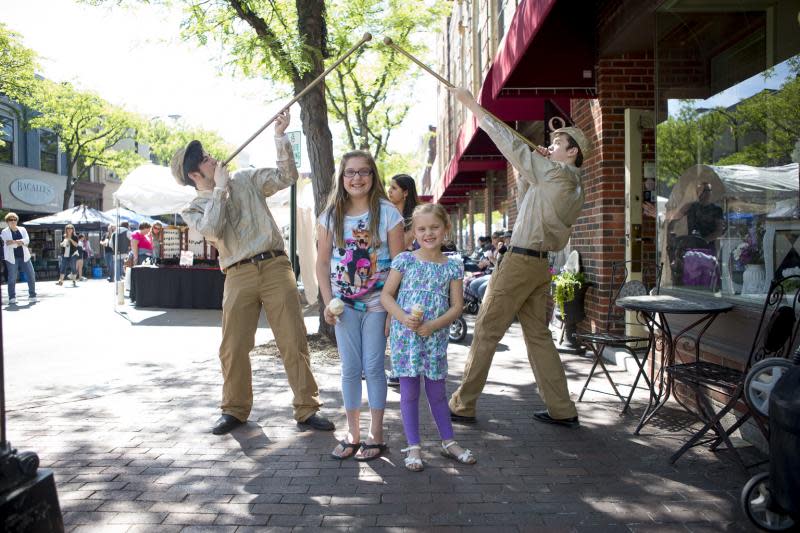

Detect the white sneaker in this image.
[29,296,37,303]
[8,298,16,305]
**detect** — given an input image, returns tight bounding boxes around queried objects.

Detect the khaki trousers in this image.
[449,252,578,419]
[219,255,322,422]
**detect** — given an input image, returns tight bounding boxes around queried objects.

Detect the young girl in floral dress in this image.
[381,203,477,471]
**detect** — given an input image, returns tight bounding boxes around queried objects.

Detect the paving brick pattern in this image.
[5,282,760,531]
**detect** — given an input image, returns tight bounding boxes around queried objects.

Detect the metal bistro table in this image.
[616,294,733,434]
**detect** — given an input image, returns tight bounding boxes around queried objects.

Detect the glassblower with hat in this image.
[170,110,334,435]
[446,86,589,429]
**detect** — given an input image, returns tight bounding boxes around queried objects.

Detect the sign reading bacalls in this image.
[10,178,55,206]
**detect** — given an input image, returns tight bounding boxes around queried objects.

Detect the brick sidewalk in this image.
[5,282,759,531]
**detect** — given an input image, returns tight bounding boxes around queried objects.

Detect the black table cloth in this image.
[129,266,224,309]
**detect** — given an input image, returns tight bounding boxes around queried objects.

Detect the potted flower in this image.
[552,269,586,317]
[551,268,591,354]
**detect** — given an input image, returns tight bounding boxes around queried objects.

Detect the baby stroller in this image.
[740,352,800,531]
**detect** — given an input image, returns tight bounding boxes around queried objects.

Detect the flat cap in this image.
[552,126,591,160]
[170,146,188,186]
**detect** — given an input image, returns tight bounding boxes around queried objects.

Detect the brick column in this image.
[570,52,657,335]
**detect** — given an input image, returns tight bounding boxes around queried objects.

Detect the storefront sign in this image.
[10,178,56,206]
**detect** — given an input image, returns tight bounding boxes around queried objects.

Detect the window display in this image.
[656,2,800,302]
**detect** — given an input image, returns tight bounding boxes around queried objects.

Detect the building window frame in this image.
[0,113,16,165]
[39,129,60,174]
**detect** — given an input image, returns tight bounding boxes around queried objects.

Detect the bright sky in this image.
[3,0,438,171]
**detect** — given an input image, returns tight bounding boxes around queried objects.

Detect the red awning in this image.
[489,0,596,99]
[434,0,595,205]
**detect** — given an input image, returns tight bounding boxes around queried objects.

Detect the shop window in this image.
[655,2,800,303]
[40,130,59,173]
[0,116,14,164]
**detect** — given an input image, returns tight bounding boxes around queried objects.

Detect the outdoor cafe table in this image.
[616,294,733,434]
[129,265,224,309]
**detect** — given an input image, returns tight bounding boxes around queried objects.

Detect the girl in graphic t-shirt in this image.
[316,150,404,462]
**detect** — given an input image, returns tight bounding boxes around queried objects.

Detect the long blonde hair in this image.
[323,150,388,249]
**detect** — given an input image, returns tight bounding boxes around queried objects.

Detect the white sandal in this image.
[441,440,476,464]
[401,445,423,472]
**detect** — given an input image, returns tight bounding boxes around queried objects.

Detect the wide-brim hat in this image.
[551,126,591,160]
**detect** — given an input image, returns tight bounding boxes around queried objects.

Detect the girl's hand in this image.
[416,321,435,337]
[401,313,421,331]
[323,306,338,326]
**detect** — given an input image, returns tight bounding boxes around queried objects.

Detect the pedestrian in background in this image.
[151,221,164,263]
[101,225,115,282]
[2,212,37,305]
[57,224,80,287]
[77,234,92,280]
[131,222,153,265]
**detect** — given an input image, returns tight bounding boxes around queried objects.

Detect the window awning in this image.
[435,0,596,205]
[489,0,596,99]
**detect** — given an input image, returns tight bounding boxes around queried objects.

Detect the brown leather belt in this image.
[229,250,285,269]
[510,246,549,258]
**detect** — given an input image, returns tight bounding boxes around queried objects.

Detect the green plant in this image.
[551,271,586,318]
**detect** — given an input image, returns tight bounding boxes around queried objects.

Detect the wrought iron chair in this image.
[576,261,662,414]
[667,274,800,466]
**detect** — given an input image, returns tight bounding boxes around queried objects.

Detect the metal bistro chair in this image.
[667,274,800,466]
[576,261,662,414]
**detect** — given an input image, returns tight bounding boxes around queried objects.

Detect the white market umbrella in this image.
[114,163,195,215]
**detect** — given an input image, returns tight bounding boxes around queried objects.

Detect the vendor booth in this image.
[660,163,799,297]
[112,163,319,310]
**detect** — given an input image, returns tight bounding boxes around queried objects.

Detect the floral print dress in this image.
[389,251,464,380]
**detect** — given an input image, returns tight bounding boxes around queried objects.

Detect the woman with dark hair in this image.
[387,174,420,250]
[131,222,153,265]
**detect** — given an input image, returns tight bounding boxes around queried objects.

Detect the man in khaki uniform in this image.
[447,87,589,428]
[170,111,334,435]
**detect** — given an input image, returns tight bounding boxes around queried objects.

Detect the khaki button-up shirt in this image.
[480,116,584,252]
[182,135,298,270]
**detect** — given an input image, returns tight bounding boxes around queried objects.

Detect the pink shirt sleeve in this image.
[132,231,153,251]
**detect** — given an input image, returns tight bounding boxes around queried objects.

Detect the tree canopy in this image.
[657,58,800,190]
[29,80,146,209]
[142,118,233,168]
[325,0,446,159]
[0,23,38,107]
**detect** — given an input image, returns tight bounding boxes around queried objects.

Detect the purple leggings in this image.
[399,376,454,445]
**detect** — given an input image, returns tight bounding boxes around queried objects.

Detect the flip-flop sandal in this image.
[354,442,387,462]
[440,441,477,464]
[330,439,361,460]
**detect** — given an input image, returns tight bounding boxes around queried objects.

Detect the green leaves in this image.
[140,118,233,168]
[0,23,39,108]
[325,0,447,161]
[551,271,586,319]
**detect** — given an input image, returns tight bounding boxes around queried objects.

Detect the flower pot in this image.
[554,283,591,355]
[741,264,766,296]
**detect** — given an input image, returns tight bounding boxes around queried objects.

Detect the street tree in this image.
[142,118,233,168]
[29,80,146,209]
[656,103,726,189]
[325,0,445,160]
[0,23,38,108]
